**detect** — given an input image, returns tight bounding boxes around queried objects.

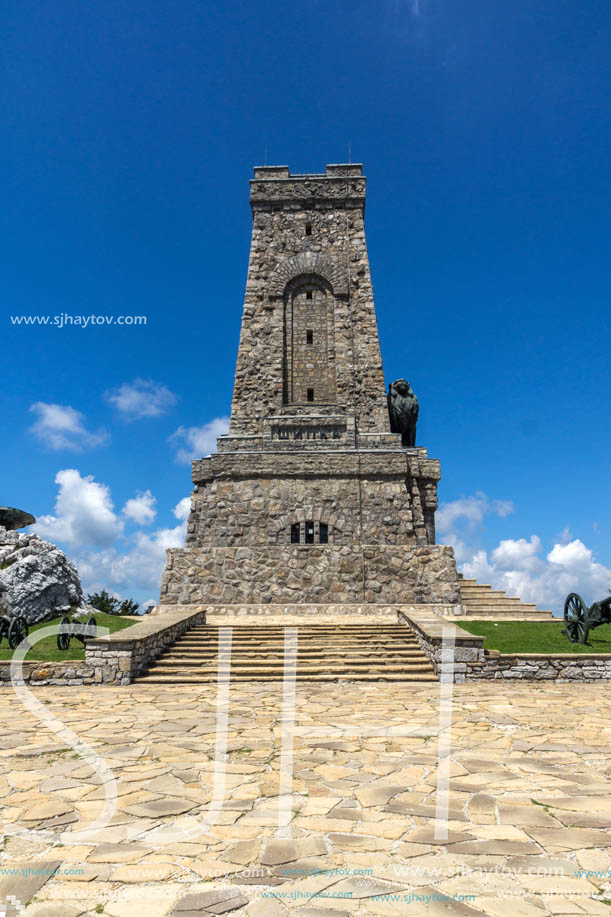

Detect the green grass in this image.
[456,619,611,654]
[0,613,137,662]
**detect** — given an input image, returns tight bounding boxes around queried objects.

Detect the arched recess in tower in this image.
[282,274,336,405]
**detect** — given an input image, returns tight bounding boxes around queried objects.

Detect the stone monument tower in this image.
[160,164,459,615]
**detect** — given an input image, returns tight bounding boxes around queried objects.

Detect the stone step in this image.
[164,637,424,645]
[188,622,416,633]
[460,589,534,604]
[134,621,436,684]
[459,598,530,608]
[138,673,438,683]
[175,628,420,640]
[149,665,433,682]
[161,649,427,660]
[156,655,430,668]
[180,636,419,642]
[182,640,419,647]
[172,647,422,656]
[457,591,524,600]
[163,644,424,659]
[458,578,554,618]
[457,603,545,612]
[453,615,557,622]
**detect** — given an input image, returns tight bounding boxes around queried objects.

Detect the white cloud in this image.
[29,402,108,451]
[34,469,189,603]
[461,537,611,614]
[35,469,123,547]
[173,497,191,521]
[170,416,230,463]
[548,539,597,570]
[491,535,543,573]
[74,497,189,599]
[105,378,178,420]
[122,489,157,525]
[436,492,514,534]
[439,491,611,614]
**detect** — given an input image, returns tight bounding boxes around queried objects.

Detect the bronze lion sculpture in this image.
[387,379,419,447]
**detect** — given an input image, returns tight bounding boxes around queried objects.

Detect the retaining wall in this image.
[0,607,206,687]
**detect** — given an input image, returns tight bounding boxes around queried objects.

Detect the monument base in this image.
[160,544,459,608]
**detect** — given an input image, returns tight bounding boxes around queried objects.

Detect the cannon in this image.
[563,592,611,644]
[56,615,97,651]
[0,615,29,649]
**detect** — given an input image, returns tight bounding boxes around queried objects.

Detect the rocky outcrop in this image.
[0,525,83,624]
[0,507,36,531]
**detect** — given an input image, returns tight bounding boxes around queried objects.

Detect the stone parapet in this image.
[466,652,611,680]
[85,607,206,685]
[0,661,96,687]
[398,612,611,682]
[250,164,366,212]
[398,609,485,683]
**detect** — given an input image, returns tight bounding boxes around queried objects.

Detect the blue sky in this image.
[2,0,610,612]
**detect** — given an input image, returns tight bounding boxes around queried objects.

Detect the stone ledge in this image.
[155,603,460,618]
[398,609,485,682]
[467,650,611,681]
[87,607,206,645]
[84,607,207,685]
[0,660,96,687]
[487,651,611,659]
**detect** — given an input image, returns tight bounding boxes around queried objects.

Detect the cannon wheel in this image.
[84,615,97,641]
[564,593,590,644]
[8,617,27,650]
[15,615,29,638]
[57,615,71,651]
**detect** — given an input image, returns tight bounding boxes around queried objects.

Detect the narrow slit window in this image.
[319,523,328,544]
[306,290,312,300]
[307,388,314,402]
[305,222,312,235]
[290,523,300,544]
[305,520,314,544]
[306,329,313,344]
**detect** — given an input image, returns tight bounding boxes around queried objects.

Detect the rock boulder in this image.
[0,526,83,624]
[0,507,36,531]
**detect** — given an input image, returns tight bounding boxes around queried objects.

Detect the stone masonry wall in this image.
[161,545,459,606]
[0,609,206,686]
[466,653,611,680]
[86,609,206,684]
[0,661,96,687]
[230,165,389,434]
[399,611,611,683]
[186,451,440,548]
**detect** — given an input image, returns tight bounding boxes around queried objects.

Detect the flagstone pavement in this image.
[0,682,610,916]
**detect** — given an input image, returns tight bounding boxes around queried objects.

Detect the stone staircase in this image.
[458,574,555,620]
[137,623,437,683]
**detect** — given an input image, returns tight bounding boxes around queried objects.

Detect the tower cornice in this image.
[250,163,366,212]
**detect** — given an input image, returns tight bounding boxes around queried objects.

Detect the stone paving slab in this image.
[0,683,610,915]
